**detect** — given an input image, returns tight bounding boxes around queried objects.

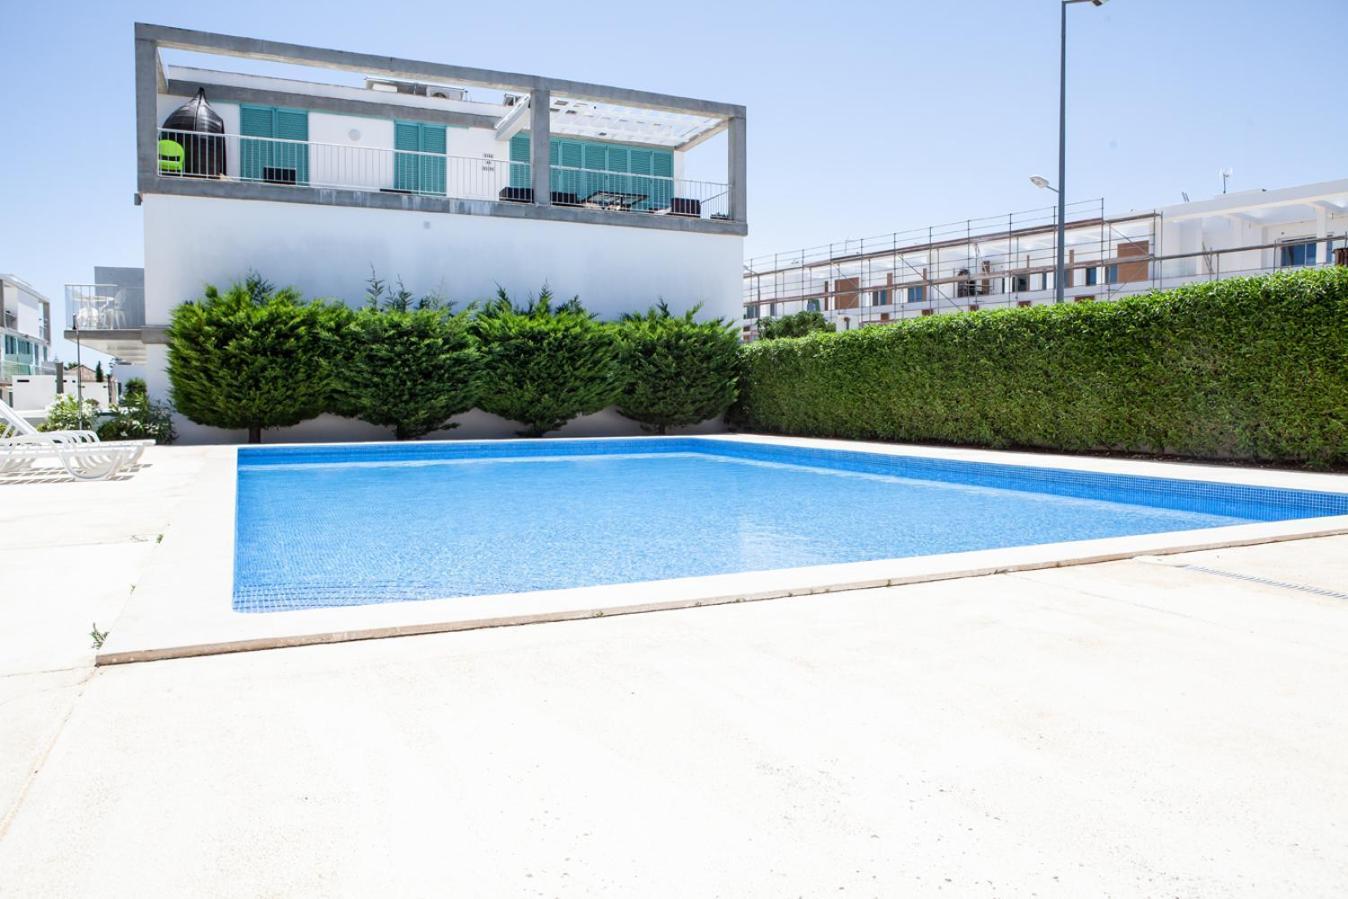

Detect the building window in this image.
[1084,267,1098,287]
[1012,275,1029,293]
[1106,264,1119,284]
[1281,240,1318,267]
[744,305,759,319]
[871,289,890,306]
[394,121,448,195]
[906,286,925,304]
[240,105,310,185]
[805,298,821,312]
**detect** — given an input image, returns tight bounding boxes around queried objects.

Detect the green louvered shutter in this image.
[394,121,420,192]
[273,109,309,185]
[582,143,607,198]
[651,150,674,210]
[629,148,653,210]
[395,122,446,194]
[509,133,531,188]
[420,124,447,195]
[239,105,274,181]
[608,146,632,199]
[554,139,583,198]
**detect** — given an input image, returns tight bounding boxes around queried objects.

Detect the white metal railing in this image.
[155,129,730,219]
[66,284,146,330]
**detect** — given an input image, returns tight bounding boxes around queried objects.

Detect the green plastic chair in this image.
[158,139,185,174]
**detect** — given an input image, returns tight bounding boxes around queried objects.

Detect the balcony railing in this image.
[155,129,729,220]
[66,284,146,331]
[1,357,54,378]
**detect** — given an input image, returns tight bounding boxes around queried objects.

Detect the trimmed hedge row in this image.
[166,278,740,442]
[732,269,1348,466]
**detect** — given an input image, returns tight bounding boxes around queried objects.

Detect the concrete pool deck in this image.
[70,436,1348,664]
[1,465,1347,894]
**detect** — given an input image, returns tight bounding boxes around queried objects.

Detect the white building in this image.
[0,275,54,408]
[743,180,1348,336]
[70,24,746,441]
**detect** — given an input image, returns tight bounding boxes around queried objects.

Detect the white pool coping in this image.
[96,434,1348,665]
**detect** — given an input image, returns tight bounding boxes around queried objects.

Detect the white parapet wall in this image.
[7,375,116,413]
[141,193,743,444]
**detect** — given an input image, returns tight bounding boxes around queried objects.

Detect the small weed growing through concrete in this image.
[90,623,109,649]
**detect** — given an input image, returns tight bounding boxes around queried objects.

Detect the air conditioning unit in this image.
[364,78,467,101]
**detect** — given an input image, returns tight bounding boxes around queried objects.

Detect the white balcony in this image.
[155,129,730,221]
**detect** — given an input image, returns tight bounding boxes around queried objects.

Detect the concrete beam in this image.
[165,79,498,130]
[135,23,744,119]
[139,177,748,236]
[495,99,530,142]
[134,33,160,194]
[531,89,551,208]
[727,114,747,225]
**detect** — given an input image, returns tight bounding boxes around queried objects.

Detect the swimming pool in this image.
[233,438,1348,613]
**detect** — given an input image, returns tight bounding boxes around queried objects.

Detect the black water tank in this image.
[159,88,227,177]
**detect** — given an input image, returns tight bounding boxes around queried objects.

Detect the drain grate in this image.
[1179,564,1348,601]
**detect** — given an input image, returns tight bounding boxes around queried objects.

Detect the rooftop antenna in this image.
[1220,168,1233,195]
[1181,191,1190,203]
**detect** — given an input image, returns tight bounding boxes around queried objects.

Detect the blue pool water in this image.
[233,439,1348,612]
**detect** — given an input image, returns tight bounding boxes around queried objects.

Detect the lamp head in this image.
[1030,175,1053,190]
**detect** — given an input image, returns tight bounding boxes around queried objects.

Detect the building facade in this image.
[71,24,747,441]
[0,274,54,407]
[743,180,1348,337]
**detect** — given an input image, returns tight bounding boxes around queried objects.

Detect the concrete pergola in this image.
[133,23,747,232]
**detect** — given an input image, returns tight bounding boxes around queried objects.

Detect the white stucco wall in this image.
[141,193,741,443]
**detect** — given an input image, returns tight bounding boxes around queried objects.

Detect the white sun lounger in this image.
[0,398,152,480]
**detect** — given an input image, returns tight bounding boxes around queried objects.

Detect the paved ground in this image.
[2,449,1347,896]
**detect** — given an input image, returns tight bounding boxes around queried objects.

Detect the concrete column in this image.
[728,113,747,223]
[531,88,551,207]
[134,34,160,194]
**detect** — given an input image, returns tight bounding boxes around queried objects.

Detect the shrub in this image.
[166,276,338,443]
[122,377,148,400]
[732,269,1348,467]
[344,305,483,439]
[97,394,177,444]
[616,303,741,433]
[39,395,102,433]
[472,288,623,437]
[756,310,836,340]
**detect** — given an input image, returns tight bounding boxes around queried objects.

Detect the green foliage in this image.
[166,279,337,443]
[344,305,484,439]
[472,287,624,437]
[733,269,1348,467]
[39,394,101,432]
[97,393,177,445]
[94,361,104,383]
[756,310,836,340]
[123,377,148,400]
[616,302,741,433]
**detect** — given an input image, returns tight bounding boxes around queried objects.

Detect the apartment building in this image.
[743,179,1348,336]
[68,24,747,439]
[0,275,54,406]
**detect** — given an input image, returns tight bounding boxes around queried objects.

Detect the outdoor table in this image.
[583,190,647,211]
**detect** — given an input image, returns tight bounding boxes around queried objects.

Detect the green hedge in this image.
[732,269,1348,467]
[616,303,741,434]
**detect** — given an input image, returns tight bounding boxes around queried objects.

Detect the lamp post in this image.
[1044,0,1108,304]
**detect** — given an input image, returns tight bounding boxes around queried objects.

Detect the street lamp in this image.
[1029,175,1056,192]
[1052,0,1109,303]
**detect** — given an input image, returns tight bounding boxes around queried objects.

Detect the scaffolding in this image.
[742,199,1163,332]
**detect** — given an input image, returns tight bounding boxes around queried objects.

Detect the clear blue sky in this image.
[3,0,1343,361]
